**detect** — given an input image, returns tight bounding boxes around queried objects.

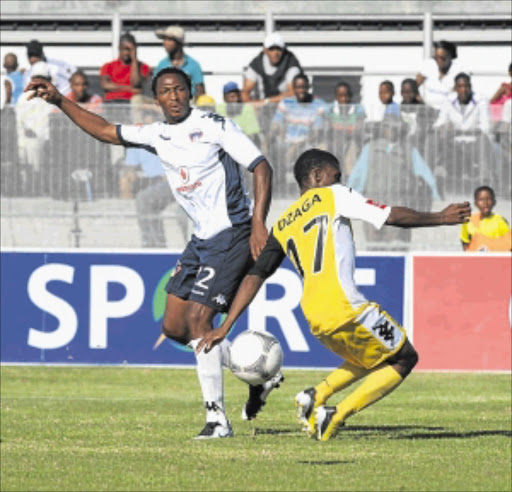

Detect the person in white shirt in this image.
[26,67,281,440]
[23,39,76,96]
[432,72,494,196]
[433,72,490,134]
[416,40,466,111]
[15,61,54,195]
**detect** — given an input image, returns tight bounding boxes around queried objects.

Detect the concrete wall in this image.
[1,0,511,15]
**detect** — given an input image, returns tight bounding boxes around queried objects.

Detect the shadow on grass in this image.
[394,429,512,440]
[298,460,355,465]
[253,427,296,436]
[341,425,511,440]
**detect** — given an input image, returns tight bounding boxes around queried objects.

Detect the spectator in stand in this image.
[124,146,172,248]
[271,73,326,190]
[154,25,204,99]
[416,40,465,111]
[65,71,102,113]
[16,61,54,195]
[490,62,512,122]
[432,72,492,196]
[100,32,151,104]
[242,33,303,104]
[400,78,438,163]
[460,186,511,252]
[195,94,216,112]
[328,81,366,177]
[3,53,24,105]
[434,73,490,134]
[365,80,400,122]
[400,78,422,106]
[23,40,76,96]
[216,81,262,146]
[348,113,440,249]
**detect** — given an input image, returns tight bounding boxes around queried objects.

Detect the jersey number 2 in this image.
[286,214,328,278]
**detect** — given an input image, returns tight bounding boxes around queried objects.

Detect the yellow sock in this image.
[314,361,369,406]
[333,364,404,425]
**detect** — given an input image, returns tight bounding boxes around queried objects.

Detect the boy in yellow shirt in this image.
[461,186,511,251]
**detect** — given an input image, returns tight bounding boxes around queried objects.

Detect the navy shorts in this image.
[165,222,254,312]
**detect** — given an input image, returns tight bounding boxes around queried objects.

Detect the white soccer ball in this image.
[229,330,283,386]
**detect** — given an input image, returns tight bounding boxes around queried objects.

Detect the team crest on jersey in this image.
[189,129,203,142]
[178,167,190,183]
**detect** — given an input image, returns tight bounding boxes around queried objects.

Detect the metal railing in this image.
[1,102,510,251]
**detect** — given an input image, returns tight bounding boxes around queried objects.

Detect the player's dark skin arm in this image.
[386,203,471,227]
[196,274,266,354]
[26,78,120,144]
[250,160,273,260]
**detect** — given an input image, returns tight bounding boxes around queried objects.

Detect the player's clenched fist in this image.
[25,78,62,106]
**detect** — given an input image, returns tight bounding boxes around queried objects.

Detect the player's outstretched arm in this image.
[386,202,471,228]
[196,274,266,354]
[25,77,120,144]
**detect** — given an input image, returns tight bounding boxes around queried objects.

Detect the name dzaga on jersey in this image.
[278,194,322,231]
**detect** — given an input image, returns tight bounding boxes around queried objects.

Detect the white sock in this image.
[189,338,226,424]
[219,339,231,368]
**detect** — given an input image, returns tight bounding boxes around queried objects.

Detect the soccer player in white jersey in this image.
[26,67,284,439]
[197,149,471,441]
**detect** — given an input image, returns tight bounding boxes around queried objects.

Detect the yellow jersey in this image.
[271,184,390,335]
[460,213,511,251]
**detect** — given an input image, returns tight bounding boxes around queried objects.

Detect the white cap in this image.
[264,33,285,49]
[155,25,185,43]
[30,61,51,79]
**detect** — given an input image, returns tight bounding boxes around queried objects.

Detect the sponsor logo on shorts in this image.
[178,167,189,183]
[213,293,227,306]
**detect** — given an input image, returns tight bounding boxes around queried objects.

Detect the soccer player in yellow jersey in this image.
[197,149,471,441]
[460,186,511,251]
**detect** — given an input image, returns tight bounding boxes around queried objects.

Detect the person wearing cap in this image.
[16,61,54,195]
[216,81,261,146]
[100,32,151,103]
[154,25,205,99]
[195,94,216,112]
[23,39,76,96]
[242,32,303,105]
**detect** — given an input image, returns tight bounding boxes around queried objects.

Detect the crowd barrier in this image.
[1,102,511,251]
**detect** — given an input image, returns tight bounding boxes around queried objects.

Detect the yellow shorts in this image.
[314,303,406,370]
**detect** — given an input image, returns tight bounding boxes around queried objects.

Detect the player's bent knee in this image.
[388,339,419,377]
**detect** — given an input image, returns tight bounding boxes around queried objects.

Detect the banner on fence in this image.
[0,251,405,368]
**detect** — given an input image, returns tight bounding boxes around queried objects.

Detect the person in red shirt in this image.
[100,32,151,103]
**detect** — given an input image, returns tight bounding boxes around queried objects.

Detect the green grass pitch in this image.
[1,366,510,491]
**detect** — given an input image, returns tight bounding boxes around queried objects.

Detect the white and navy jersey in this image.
[117,108,266,239]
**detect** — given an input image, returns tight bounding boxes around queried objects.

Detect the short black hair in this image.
[69,70,88,83]
[335,81,352,96]
[151,67,192,98]
[380,80,395,92]
[474,185,495,200]
[120,32,137,46]
[401,78,419,94]
[293,73,309,86]
[455,72,471,84]
[293,149,340,187]
[434,40,458,59]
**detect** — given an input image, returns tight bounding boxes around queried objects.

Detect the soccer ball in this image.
[229,330,283,386]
